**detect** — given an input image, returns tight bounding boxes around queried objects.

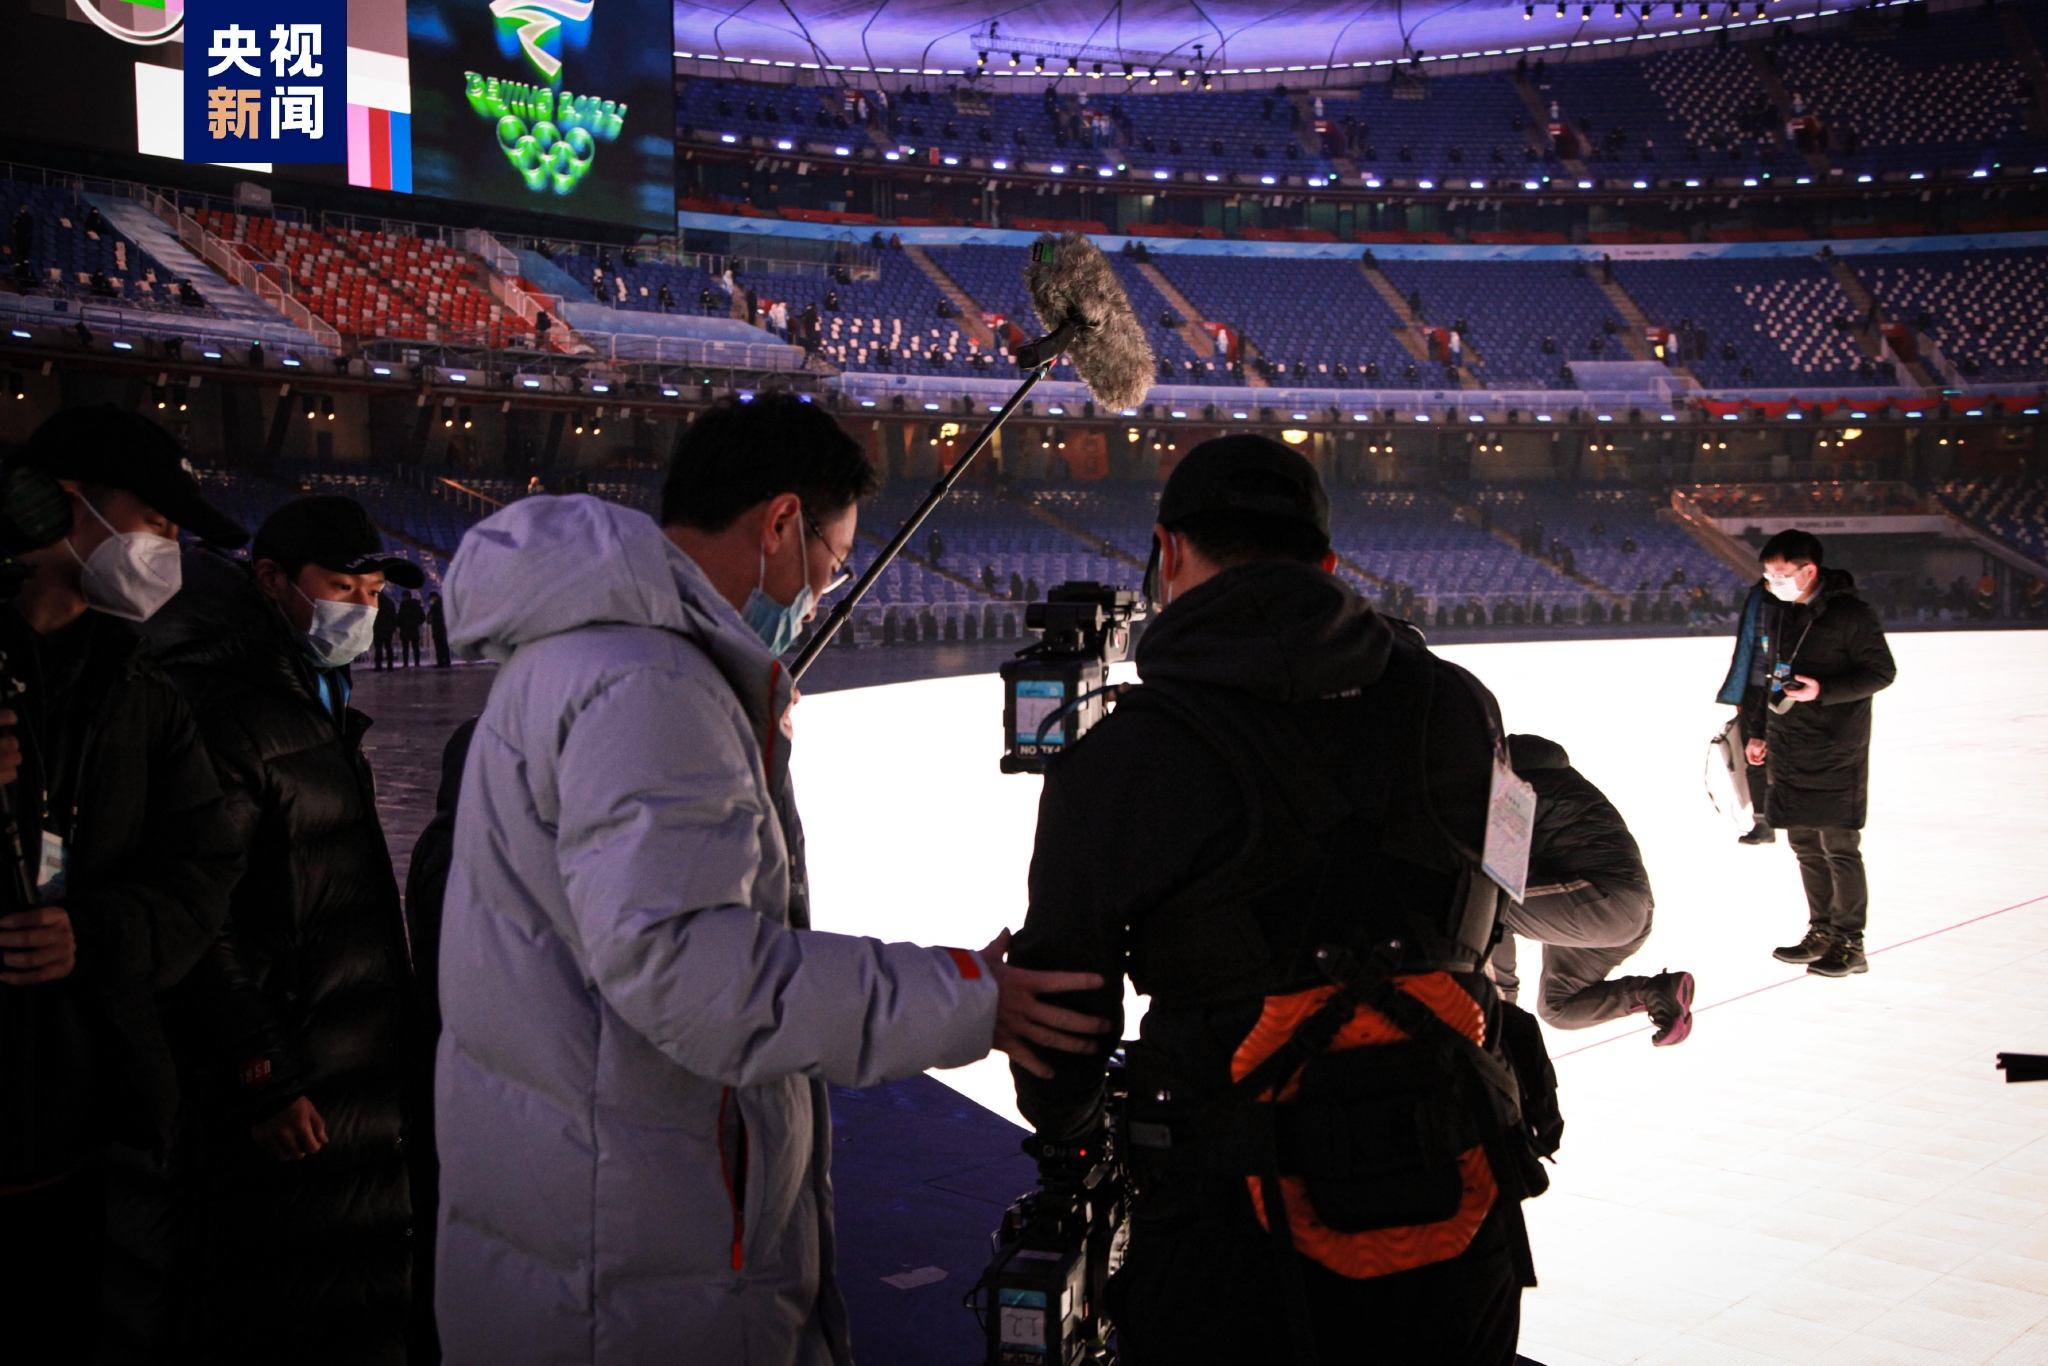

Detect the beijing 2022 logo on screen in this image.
[464,0,626,197]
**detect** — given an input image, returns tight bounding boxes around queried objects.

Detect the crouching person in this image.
[1492,735,1695,1046]
[433,395,1107,1365]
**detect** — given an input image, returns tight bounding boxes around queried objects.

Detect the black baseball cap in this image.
[251,496,426,590]
[10,405,247,547]
[1157,434,1331,539]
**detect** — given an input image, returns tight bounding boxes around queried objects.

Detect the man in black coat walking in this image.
[0,407,246,1365]
[426,590,451,667]
[371,589,396,670]
[1491,734,1693,1045]
[1743,531,1896,978]
[143,496,423,1365]
[395,589,425,667]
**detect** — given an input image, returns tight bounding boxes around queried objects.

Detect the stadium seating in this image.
[1933,474,2048,563]
[1465,481,1746,604]
[1610,257,1870,389]
[0,181,204,311]
[1854,249,2048,382]
[1149,255,1413,383]
[192,210,521,348]
[1373,259,1619,387]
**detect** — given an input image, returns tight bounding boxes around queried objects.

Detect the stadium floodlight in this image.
[1555,1,1565,15]
[1149,70,1159,85]
[1524,179,1541,190]
[1580,3,1590,16]
[1048,405,1065,415]
[1204,172,1221,182]
[1972,169,1989,178]
[591,382,611,393]
[1536,413,1553,421]
[1857,173,1872,182]
[1642,2,1653,15]
[1261,174,1279,185]
[1698,0,1707,15]
[1470,179,1486,189]
[522,377,541,388]
[1470,413,1485,422]
[1202,72,1212,89]
[1742,177,1758,187]
[449,371,468,383]
[111,339,135,351]
[1122,63,1133,79]
[833,145,851,156]
[1577,180,1593,189]
[1418,179,1435,189]
[1098,166,1115,177]
[1366,177,1383,188]
[1909,172,1925,180]
[1050,163,1066,174]
[777,139,793,150]
[1659,412,1676,421]
[944,155,961,165]
[923,402,941,411]
[992,159,1010,170]
[7,328,28,339]
[860,398,877,407]
[1231,411,1249,420]
[1796,176,1810,184]
[1067,58,1078,74]
[721,133,737,143]
[1089,62,1102,79]
[662,385,680,398]
[885,150,901,160]
[1171,410,1188,418]
[1177,69,1190,85]
[1613,0,1622,14]
[1632,179,1648,189]
[1352,412,1369,421]
[1154,169,1170,180]
[1414,413,1430,422]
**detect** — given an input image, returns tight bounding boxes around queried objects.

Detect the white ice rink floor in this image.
[793,630,2048,1366]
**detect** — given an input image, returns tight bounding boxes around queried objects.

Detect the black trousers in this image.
[0,1165,104,1366]
[1788,826,1867,943]
[1113,1180,1521,1366]
[399,631,421,667]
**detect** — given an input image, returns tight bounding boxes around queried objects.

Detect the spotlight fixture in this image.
[460,406,473,430]
[1177,69,1189,85]
[1556,1,1565,16]
[1066,57,1078,74]
[1122,62,1133,79]
[1614,0,1624,13]
[1524,3,1533,16]
[1089,62,1102,79]
[1034,55,1045,73]
[1147,69,1159,85]
[977,51,988,66]
[1009,52,1019,67]
[1582,4,1592,18]
[321,394,336,421]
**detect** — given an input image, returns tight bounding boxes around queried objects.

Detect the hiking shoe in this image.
[1807,940,1869,978]
[1773,929,1832,964]
[1738,822,1777,845]
[1642,971,1695,1047]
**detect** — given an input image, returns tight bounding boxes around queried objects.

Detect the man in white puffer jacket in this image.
[434,396,1106,1364]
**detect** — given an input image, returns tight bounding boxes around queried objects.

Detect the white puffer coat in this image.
[434,496,998,1364]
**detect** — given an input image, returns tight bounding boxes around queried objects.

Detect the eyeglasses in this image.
[806,516,854,595]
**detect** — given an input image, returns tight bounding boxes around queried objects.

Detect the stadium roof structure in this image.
[671,0,1957,84]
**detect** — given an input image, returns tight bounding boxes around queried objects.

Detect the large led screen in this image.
[404,0,674,229]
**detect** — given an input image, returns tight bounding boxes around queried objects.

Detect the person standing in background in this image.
[142,496,424,1365]
[396,590,426,668]
[371,588,396,671]
[1743,531,1896,978]
[427,590,451,667]
[0,406,245,1365]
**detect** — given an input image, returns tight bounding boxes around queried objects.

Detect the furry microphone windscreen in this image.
[1023,232,1154,411]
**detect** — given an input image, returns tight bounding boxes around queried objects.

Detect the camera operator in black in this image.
[1008,435,1537,1366]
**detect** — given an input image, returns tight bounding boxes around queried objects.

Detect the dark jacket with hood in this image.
[1740,568,1896,830]
[1507,734,1650,902]
[0,603,243,1190]
[141,548,414,1365]
[1010,561,1500,1147]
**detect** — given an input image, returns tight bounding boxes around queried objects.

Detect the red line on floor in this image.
[1550,892,2048,1060]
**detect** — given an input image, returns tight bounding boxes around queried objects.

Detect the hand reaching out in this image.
[980,929,1114,1080]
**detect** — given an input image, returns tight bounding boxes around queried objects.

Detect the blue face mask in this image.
[740,536,816,655]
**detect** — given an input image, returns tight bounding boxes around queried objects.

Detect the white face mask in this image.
[294,585,377,666]
[1765,572,1807,603]
[67,499,181,622]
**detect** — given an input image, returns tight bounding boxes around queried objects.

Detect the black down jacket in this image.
[1741,569,1897,830]
[142,550,414,1366]
[0,604,242,1189]
[1507,734,1651,901]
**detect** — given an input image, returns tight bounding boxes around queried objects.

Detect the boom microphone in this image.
[789,233,1153,681]
[1018,232,1155,412]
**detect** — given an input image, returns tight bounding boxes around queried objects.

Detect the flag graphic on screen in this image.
[349,104,412,191]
